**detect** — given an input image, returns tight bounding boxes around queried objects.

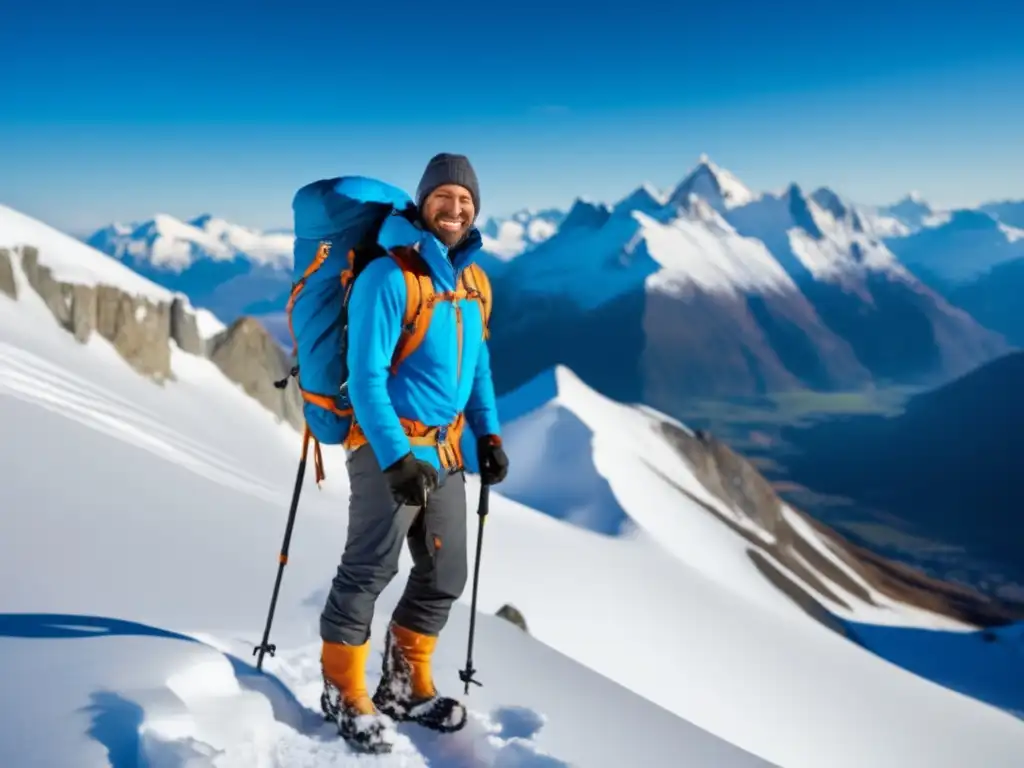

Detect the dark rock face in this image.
[496,603,529,633]
[0,248,16,299]
[19,245,173,381]
[207,317,303,431]
[5,243,302,430]
[170,297,203,355]
[656,421,1023,629]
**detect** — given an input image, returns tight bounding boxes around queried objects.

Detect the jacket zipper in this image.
[454,297,463,385]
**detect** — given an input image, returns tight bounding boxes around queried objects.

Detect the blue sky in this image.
[2,0,1023,233]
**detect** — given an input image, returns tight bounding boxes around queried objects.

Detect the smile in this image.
[437,218,463,232]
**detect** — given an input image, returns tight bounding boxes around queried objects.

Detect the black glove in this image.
[383,453,438,507]
[478,435,509,486]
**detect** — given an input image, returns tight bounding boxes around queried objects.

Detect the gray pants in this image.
[320,444,468,645]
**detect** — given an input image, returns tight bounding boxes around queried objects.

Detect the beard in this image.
[426,213,471,247]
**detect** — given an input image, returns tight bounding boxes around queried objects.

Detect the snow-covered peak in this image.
[636,209,795,297]
[723,184,906,283]
[612,183,669,216]
[503,193,797,312]
[87,213,294,273]
[0,203,176,303]
[879,192,935,232]
[669,155,757,212]
[559,197,613,231]
[676,193,733,229]
[810,187,851,222]
[479,207,564,260]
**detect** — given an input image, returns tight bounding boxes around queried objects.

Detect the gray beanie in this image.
[415,153,480,213]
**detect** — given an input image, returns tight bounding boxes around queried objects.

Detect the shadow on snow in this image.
[0,612,568,768]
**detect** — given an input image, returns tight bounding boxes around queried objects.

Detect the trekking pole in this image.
[254,427,312,670]
[459,481,489,694]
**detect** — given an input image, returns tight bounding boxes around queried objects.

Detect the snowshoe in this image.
[372,621,468,733]
[321,678,397,754]
[320,638,397,754]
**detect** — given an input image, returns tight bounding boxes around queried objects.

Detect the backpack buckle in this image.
[436,424,449,445]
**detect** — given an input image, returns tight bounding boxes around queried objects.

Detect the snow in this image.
[3,222,1024,766]
[526,218,557,243]
[195,307,228,340]
[505,200,795,311]
[479,210,563,260]
[669,155,758,211]
[638,208,796,298]
[1000,222,1024,242]
[883,209,1024,283]
[480,220,533,260]
[723,184,908,282]
[779,506,970,630]
[0,203,175,303]
[0,255,764,767]
[496,365,968,631]
[89,212,294,272]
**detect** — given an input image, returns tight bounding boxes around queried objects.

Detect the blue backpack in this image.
[274,176,493,484]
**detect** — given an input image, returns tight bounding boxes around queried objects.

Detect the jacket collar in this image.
[377,210,482,291]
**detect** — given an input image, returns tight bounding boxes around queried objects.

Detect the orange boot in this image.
[320,639,396,753]
[372,622,467,733]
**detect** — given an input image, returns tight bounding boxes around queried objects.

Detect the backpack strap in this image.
[284,240,343,359]
[460,262,492,339]
[388,246,437,374]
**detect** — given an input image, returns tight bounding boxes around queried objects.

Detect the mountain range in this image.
[3,199,1024,765]
[80,156,1023,429]
[485,158,1019,425]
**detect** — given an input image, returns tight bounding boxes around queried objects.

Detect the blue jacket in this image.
[345,212,502,473]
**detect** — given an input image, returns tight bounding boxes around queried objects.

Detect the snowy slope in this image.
[500,195,794,311]
[641,198,797,299]
[0,250,764,768]
[485,365,980,630]
[4,248,1024,766]
[0,203,178,303]
[723,182,907,284]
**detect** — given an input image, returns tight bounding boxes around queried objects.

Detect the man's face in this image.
[421,183,476,247]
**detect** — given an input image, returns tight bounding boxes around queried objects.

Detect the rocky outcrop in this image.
[0,248,16,299]
[496,603,529,633]
[5,243,305,431]
[19,246,174,381]
[170,297,203,355]
[207,317,303,431]
[655,421,1024,629]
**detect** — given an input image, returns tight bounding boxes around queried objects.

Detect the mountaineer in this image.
[312,153,510,753]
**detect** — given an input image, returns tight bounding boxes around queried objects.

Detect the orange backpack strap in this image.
[460,262,492,338]
[284,240,346,359]
[388,246,436,374]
